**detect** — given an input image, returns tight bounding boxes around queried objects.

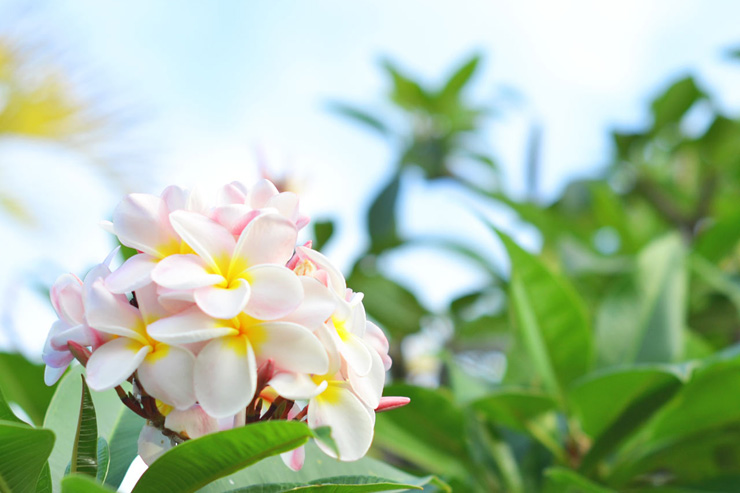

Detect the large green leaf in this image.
[0,420,55,493]
[71,377,98,477]
[327,102,390,138]
[0,352,58,425]
[61,474,115,493]
[43,366,124,493]
[200,442,443,493]
[650,76,704,133]
[498,232,593,401]
[437,54,481,104]
[226,475,422,492]
[596,234,686,367]
[372,384,470,479]
[103,407,142,488]
[0,386,22,424]
[367,173,401,254]
[543,467,614,493]
[133,421,315,493]
[472,389,562,461]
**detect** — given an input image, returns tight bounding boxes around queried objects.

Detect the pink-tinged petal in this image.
[212,205,259,235]
[296,247,346,296]
[339,334,373,377]
[164,405,219,439]
[50,274,84,326]
[232,213,297,269]
[105,254,158,294]
[309,384,375,461]
[365,322,391,371]
[270,372,327,400]
[161,185,188,211]
[138,345,196,410]
[295,214,310,231]
[251,322,329,374]
[152,254,224,290]
[86,338,151,391]
[156,286,196,313]
[348,348,385,409]
[243,265,303,320]
[280,445,305,472]
[194,281,251,320]
[375,396,411,413]
[50,323,101,351]
[221,181,248,205]
[43,347,74,370]
[44,365,69,386]
[85,280,148,344]
[266,192,299,222]
[138,424,172,466]
[134,283,171,324]
[168,211,235,272]
[249,179,279,208]
[194,336,257,418]
[147,306,237,344]
[99,220,115,234]
[113,193,179,258]
[282,277,335,329]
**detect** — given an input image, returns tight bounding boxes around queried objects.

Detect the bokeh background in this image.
[4,1,740,491]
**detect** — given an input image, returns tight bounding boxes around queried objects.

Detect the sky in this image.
[2,0,740,358]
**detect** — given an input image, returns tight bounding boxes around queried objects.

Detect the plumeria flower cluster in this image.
[42,179,409,468]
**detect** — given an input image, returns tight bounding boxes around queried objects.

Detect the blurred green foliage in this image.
[327,54,740,491]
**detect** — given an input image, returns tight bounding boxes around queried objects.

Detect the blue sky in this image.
[3,1,740,356]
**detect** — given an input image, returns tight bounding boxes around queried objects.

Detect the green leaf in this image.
[472,389,563,461]
[96,438,110,483]
[348,267,426,339]
[200,442,444,493]
[132,421,314,493]
[312,426,339,459]
[367,173,401,254]
[438,54,481,103]
[596,234,686,367]
[650,76,704,133]
[544,467,615,493]
[71,377,98,477]
[61,474,116,493]
[36,463,52,493]
[0,385,23,425]
[372,384,470,479]
[0,352,58,425]
[572,367,685,474]
[498,231,593,402]
[0,420,55,493]
[226,475,422,492]
[44,365,124,493]
[327,102,390,138]
[381,60,429,111]
[312,220,335,252]
[103,407,142,488]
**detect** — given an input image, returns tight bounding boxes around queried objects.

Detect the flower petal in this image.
[308,384,375,461]
[138,345,196,410]
[147,306,237,344]
[194,280,251,319]
[270,372,327,400]
[280,445,305,472]
[249,179,279,208]
[282,277,335,329]
[138,424,172,466]
[251,322,329,375]
[50,273,84,326]
[44,365,69,386]
[113,193,179,258]
[105,254,158,294]
[244,265,303,320]
[85,280,147,343]
[233,213,297,268]
[168,211,235,272]
[296,246,346,296]
[348,347,385,409]
[194,336,257,418]
[164,405,219,439]
[152,254,225,290]
[86,338,151,391]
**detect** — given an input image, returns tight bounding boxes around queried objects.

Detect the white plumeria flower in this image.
[163,404,219,440]
[148,307,331,418]
[214,179,309,234]
[137,424,173,466]
[151,210,302,320]
[43,253,117,385]
[85,281,196,410]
